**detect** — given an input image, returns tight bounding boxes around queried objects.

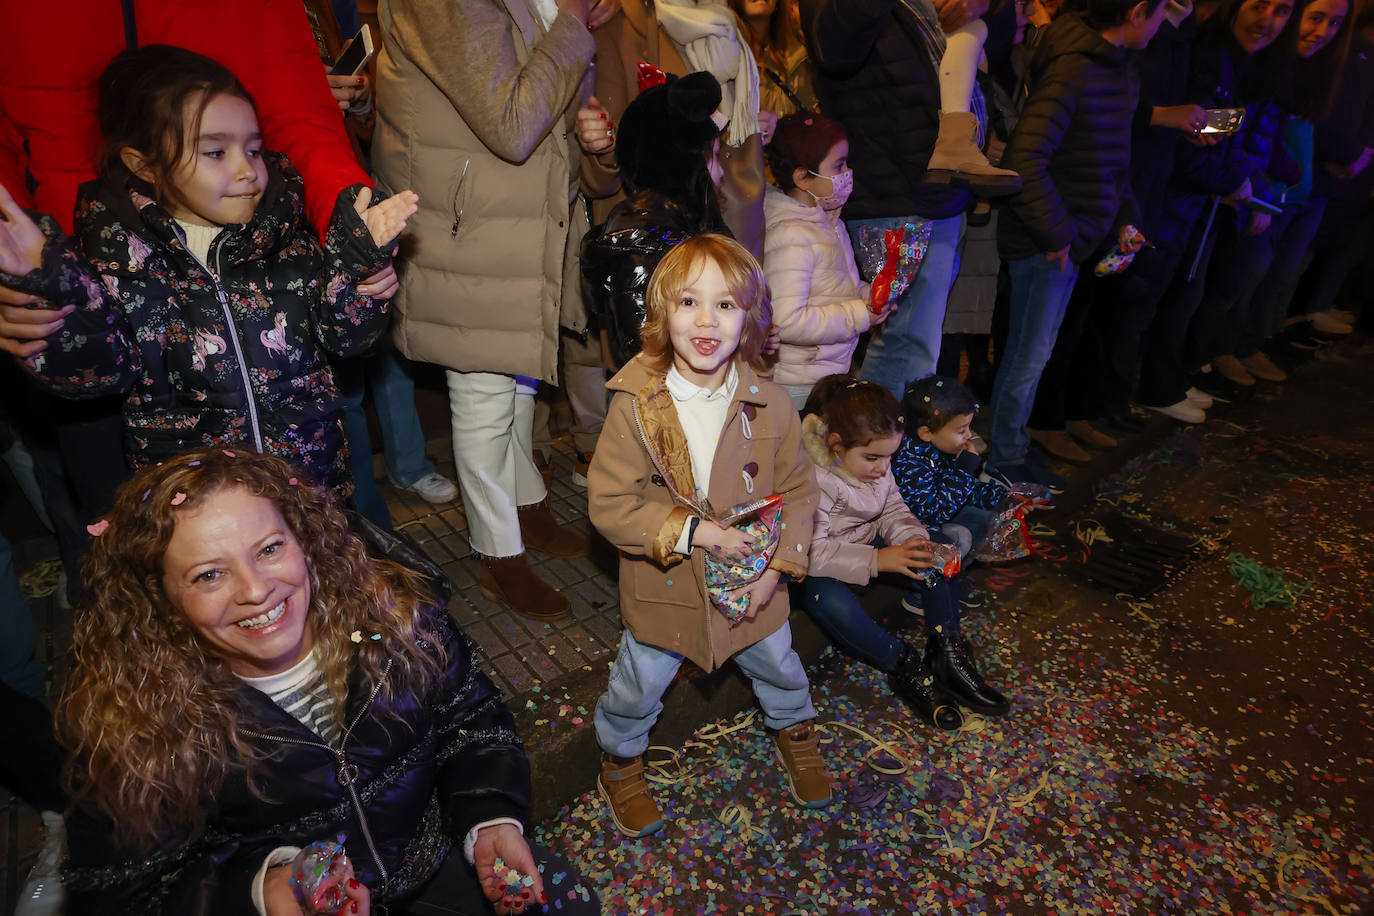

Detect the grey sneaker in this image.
[394,472,458,505]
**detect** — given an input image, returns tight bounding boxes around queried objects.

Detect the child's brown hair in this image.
[97,44,258,209]
[641,233,773,373]
[805,374,904,449]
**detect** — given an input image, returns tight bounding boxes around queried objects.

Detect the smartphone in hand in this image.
[329,24,375,76]
[1201,108,1245,135]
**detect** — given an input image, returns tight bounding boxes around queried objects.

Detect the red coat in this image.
[0,0,366,236]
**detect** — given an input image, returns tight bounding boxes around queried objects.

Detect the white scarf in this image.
[654,0,760,146]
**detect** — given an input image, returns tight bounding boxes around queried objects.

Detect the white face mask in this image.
[807,168,854,211]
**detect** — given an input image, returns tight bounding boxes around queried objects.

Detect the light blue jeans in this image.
[594,622,817,758]
[937,502,997,559]
[337,345,437,527]
[851,213,965,399]
[988,254,1081,468]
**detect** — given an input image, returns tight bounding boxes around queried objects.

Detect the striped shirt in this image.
[239,650,344,747]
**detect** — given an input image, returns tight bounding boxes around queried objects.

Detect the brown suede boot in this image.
[598,754,665,837]
[1066,420,1118,449]
[480,554,570,620]
[518,499,589,558]
[773,720,834,808]
[924,111,1023,197]
[1029,428,1092,465]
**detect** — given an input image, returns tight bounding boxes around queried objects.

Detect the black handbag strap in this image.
[763,68,809,114]
[122,0,138,49]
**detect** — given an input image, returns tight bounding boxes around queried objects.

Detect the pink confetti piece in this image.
[86,520,110,537]
[222,450,237,458]
[170,492,187,506]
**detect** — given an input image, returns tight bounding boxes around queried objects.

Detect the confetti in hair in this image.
[87,520,110,537]
[170,492,187,506]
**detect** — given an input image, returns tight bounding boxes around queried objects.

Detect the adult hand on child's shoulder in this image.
[354,186,420,250]
[0,185,45,279]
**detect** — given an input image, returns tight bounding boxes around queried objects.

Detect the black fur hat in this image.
[615,71,723,196]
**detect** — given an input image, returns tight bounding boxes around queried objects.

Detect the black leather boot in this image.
[924,625,1010,716]
[889,641,963,730]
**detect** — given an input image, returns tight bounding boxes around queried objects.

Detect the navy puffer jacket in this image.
[800,0,971,221]
[63,607,530,915]
[996,12,1141,263]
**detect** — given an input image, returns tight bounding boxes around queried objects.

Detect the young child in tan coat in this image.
[586,234,832,837]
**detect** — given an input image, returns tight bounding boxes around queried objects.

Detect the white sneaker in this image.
[1184,387,1214,409]
[1144,400,1205,423]
[1311,311,1354,335]
[394,472,458,505]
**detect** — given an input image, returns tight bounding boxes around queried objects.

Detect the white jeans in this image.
[445,370,547,557]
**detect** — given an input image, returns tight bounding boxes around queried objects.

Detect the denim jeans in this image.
[0,533,44,697]
[337,345,437,527]
[1236,198,1326,355]
[936,502,996,558]
[851,213,965,399]
[988,254,1081,467]
[594,623,816,758]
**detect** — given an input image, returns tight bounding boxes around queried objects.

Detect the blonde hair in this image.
[60,447,445,850]
[640,233,773,374]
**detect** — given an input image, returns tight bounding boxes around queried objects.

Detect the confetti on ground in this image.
[535,352,1374,915]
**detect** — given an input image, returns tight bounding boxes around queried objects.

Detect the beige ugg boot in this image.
[924,111,1022,197]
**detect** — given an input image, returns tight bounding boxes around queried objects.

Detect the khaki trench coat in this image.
[587,356,817,671]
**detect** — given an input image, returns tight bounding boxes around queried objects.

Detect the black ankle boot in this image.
[889,642,962,730]
[924,625,1010,716]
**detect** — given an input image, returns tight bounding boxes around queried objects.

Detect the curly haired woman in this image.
[59,447,599,916]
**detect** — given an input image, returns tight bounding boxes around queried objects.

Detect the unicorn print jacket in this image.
[1,153,390,491]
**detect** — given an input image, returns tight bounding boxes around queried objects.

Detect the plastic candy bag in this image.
[916,540,962,583]
[1094,224,1148,277]
[703,494,784,623]
[290,841,354,916]
[857,222,933,313]
[972,489,1049,565]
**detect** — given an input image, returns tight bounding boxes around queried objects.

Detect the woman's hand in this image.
[0,185,45,278]
[0,300,71,357]
[760,324,782,356]
[877,541,936,579]
[576,96,615,156]
[357,263,400,300]
[327,73,372,113]
[730,568,781,626]
[354,187,420,249]
[695,519,752,562]
[758,110,779,146]
[474,824,546,915]
[341,876,371,915]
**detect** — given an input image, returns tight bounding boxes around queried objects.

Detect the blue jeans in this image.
[0,533,44,697]
[936,502,996,558]
[594,623,816,758]
[988,255,1081,467]
[337,345,436,527]
[1237,198,1325,355]
[851,213,965,399]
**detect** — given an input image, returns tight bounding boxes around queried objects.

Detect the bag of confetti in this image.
[857,221,933,313]
[1094,224,1148,277]
[703,494,784,623]
[289,841,354,915]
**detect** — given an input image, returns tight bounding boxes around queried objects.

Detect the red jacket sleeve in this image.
[235,0,371,238]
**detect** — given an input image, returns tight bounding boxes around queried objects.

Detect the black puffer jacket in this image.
[3,154,389,492]
[997,12,1140,263]
[581,193,725,366]
[800,0,971,221]
[62,607,529,915]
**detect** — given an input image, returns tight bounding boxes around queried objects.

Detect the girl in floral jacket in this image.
[0,46,416,493]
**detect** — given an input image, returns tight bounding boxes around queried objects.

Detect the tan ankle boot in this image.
[1214,354,1256,386]
[1066,420,1118,449]
[924,111,1023,197]
[1029,428,1092,464]
[480,554,570,620]
[598,754,665,837]
[773,720,833,808]
[518,499,589,558]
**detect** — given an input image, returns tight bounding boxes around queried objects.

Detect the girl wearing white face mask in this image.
[762,113,894,408]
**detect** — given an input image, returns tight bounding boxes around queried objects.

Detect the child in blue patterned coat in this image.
[893,376,1016,559]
